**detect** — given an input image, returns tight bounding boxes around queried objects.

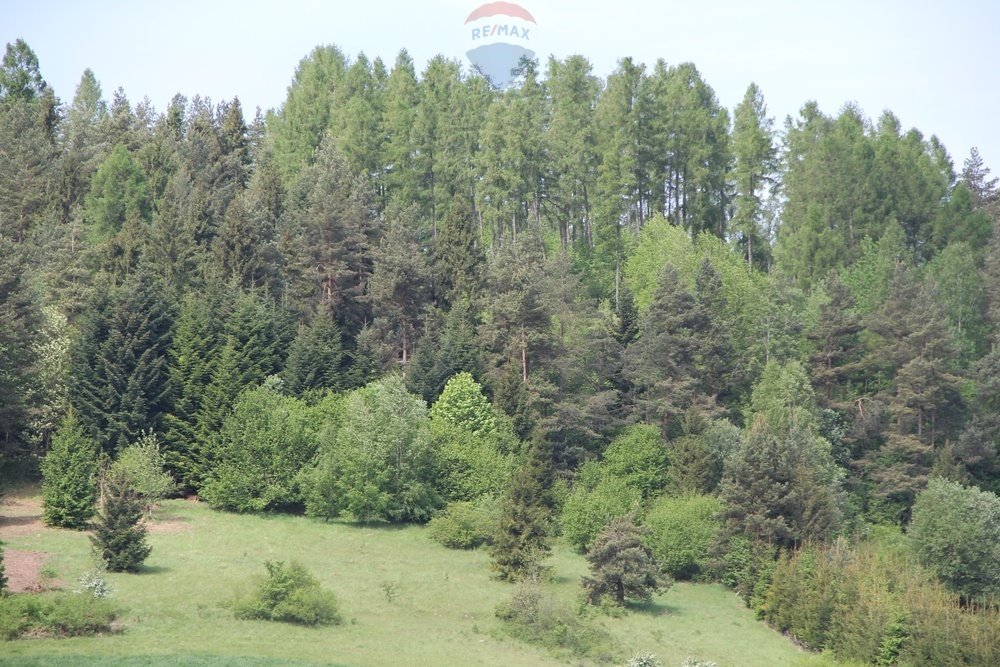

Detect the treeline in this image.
[2,36,1000,647]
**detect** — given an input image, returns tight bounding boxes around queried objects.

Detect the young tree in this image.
[109,433,176,514]
[41,412,99,529]
[581,512,665,606]
[91,471,152,572]
[490,441,554,581]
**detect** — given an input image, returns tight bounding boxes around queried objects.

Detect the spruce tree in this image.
[0,237,40,454]
[625,265,715,437]
[91,471,152,572]
[41,412,99,529]
[582,512,665,606]
[490,441,554,581]
[282,308,345,396]
[162,293,221,491]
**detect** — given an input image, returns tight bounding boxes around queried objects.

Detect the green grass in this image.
[0,485,840,666]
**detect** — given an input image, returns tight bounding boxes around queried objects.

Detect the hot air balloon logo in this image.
[464,2,536,88]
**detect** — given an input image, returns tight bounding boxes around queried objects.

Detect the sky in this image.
[4,0,999,173]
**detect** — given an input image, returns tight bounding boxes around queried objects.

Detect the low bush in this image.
[232,561,341,627]
[427,498,499,549]
[0,592,117,640]
[495,575,615,661]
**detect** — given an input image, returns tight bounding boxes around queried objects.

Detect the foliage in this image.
[109,433,176,512]
[582,513,666,606]
[489,443,554,581]
[299,377,440,522]
[601,425,669,499]
[429,372,499,435]
[41,411,99,529]
[561,469,642,553]
[78,565,113,599]
[427,498,499,549]
[202,381,325,513]
[431,421,518,501]
[909,477,1000,602]
[495,574,615,661]
[625,653,663,667]
[644,494,723,581]
[232,560,341,627]
[0,592,118,640]
[91,472,152,572]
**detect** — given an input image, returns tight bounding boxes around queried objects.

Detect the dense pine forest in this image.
[2,37,1000,664]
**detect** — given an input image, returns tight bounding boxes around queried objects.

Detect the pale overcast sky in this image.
[5,0,999,173]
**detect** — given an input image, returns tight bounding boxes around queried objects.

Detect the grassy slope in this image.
[1,488,835,666]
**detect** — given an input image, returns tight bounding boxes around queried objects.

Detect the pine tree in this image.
[41,412,99,529]
[808,275,864,413]
[91,471,152,572]
[434,194,483,306]
[581,512,665,606]
[720,416,840,548]
[162,293,221,491]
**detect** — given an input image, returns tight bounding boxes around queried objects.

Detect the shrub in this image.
[644,494,722,580]
[625,653,663,667]
[91,473,151,572]
[41,412,98,529]
[0,592,117,639]
[428,498,499,549]
[77,565,113,598]
[495,575,614,660]
[431,421,518,501]
[300,377,440,523]
[680,659,718,667]
[109,433,176,513]
[233,561,341,627]
[202,382,324,513]
[909,477,1000,602]
[562,469,641,552]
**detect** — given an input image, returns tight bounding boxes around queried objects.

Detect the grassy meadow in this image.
[0,484,843,666]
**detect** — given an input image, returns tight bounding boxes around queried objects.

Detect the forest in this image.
[1,36,1000,665]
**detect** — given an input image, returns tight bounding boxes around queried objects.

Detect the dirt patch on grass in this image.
[4,549,61,593]
[0,492,48,538]
[147,518,191,534]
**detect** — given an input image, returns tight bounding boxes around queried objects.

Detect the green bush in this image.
[495,575,615,661]
[109,433,176,512]
[644,494,722,580]
[602,425,669,499]
[561,468,641,552]
[300,377,441,523]
[909,477,1000,602]
[431,420,517,501]
[428,498,498,549]
[0,592,117,639]
[233,561,341,627]
[202,382,324,513]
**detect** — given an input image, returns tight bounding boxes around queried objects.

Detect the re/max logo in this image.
[471,23,531,40]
